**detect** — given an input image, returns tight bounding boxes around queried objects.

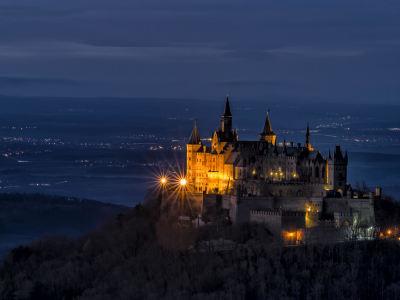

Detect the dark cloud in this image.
[0,0,399,104]
[0,76,81,88]
[214,80,286,87]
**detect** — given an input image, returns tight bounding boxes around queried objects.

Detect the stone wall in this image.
[325,197,374,227]
[297,226,354,245]
[203,193,221,208]
[305,212,321,228]
[234,197,274,223]
[281,212,306,231]
[274,197,323,211]
[250,210,282,236]
[334,212,356,228]
[240,181,328,197]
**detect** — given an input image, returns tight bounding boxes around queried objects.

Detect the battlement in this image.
[251,210,281,216]
[268,182,326,186]
[302,225,352,232]
[306,212,320,217]
[250,210,307,217]
[334,212,354,217]
[317,220,336,226]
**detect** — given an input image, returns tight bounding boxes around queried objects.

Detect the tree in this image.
[354,179,370,197]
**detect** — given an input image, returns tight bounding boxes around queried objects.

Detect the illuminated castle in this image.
[187,96,348,197]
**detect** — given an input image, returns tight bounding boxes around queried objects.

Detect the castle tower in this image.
[327,145,348,196]
[187,120,203,185]
[259,110,276,145]
[220,95,233,135]
[304,123,313,151]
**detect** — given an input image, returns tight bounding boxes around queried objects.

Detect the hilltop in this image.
[1,195,400,300]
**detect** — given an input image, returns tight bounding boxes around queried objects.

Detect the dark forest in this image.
[1,193,400,300]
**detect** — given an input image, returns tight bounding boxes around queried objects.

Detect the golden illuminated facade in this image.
[187,97,348,196]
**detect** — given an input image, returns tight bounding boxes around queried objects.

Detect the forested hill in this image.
[0,193,129,256]
[2,198,400,300]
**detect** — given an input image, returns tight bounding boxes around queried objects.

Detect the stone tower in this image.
[220,95,233,140]
[259,110,276,145]
[327,145,348,196]
[187,121,202,185]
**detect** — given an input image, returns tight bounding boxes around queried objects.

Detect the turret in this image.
[220,95,232,134]
[304,123,313,151]
[187,120,203,185]
[327,145,348,196]
[259,109,276,145]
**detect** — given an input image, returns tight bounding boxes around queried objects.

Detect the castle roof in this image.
[260,111,274,135]
[334,145,344,160]
[225,152,240,164]
[188,121,201,145]
[222,95,232,117]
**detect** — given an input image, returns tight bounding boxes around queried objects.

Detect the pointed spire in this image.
[189,119,201,144]
[261,109,274,135]
[223,94,232,117]
[328,149,332,159]
[304,122,313,150]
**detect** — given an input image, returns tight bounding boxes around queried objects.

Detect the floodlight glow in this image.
[161,178,166,183]
[180,179,187,186]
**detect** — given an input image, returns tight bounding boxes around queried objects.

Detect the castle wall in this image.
[250,211,282,236]
[221,195,232,210]
[203,193,221,209]
[274,197,323,212]
[305,212,321,228]
[334,212,356,228]
[324,197,374,227]
[324,198,349,215]
[257,182,328,198]
[297,226,354,245]
[281,212,306,231]
[234,197,274,223]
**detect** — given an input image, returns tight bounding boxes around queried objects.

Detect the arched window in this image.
[315,166,319,177]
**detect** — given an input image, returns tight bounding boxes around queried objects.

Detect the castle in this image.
[187,96,348,198]
[179,96,378,245]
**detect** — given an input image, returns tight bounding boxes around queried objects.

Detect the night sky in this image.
[1,0,400,104]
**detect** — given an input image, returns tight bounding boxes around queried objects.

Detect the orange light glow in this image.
[180,179,187,186]
[388,230,391,234]
[161,178,166,184]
